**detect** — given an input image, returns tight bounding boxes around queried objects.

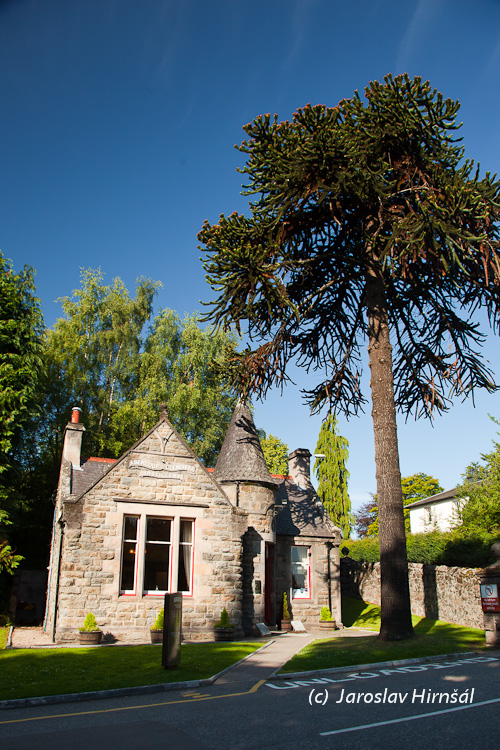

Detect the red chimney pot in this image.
[71,407,82,424]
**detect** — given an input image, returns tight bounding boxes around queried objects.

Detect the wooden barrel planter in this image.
[319,620,336,630]
[280,619,292,632]
[150,630,163,644]
[214,627,235,642]
[78,630,102,645]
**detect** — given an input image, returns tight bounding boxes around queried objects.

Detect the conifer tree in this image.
[199,75,500,640]
[314,414,351,538]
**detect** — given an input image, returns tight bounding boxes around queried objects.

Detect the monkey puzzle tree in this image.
[199,74,500,640]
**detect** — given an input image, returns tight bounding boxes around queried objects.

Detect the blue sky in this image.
[2,0,500,514]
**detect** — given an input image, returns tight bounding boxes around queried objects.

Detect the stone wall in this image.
[341,557,483,629]
[275,537,342,627]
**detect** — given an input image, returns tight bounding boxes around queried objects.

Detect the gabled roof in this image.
[406,487,459,509]
[214,401,280,486]
[71,457,116,498]
[275,479,338,538]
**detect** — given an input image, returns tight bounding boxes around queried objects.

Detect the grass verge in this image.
[0,642,261,701]
[279,598,486,674]
[0,626,9,651]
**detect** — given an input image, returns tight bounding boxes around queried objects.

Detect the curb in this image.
[0,640,274,711]
[272,650,491,680]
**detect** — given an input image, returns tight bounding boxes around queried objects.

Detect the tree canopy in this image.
[363,473,443,536]
[457,436,500,536]
[199,74,500,640]
[7,269,238,580]
[260,432,289,475]
[314,414,352,538]
[0,252,44,573]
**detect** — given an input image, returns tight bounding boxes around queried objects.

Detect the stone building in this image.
[44,402,341,642]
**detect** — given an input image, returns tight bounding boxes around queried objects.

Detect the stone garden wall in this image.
[341,557,483,629]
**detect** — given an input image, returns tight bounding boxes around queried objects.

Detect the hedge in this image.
[343,529,499,568]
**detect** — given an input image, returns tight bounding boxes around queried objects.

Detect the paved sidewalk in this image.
[215,627,378,684]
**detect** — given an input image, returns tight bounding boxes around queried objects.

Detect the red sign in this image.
[481,583,500,612]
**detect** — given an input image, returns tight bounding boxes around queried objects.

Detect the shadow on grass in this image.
[0,642,261,701]
[280,599,486,674]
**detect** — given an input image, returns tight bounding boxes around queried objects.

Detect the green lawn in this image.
[0,642,261,701]
[280,598,486,674]
[0,626,8,651]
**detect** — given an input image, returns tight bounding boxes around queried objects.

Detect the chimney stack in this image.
[288,449,313,490]
[63,406,85,470]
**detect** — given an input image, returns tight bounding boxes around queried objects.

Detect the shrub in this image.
[214,607,234,628]
[79,612,99,632]
[344,529,499,568]
[151,608,164,631]
[320,606,332,621]
[282,592,291,620]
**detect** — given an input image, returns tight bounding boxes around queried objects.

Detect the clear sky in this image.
[2,0,500,514]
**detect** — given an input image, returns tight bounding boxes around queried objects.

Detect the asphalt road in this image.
[0,654,499,749]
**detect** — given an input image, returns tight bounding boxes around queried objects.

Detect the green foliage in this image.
[0,252,43,572]
[320,606,332,621]
[314,414,352,538]
[345,529,498,567]
[199,73,500,640]
[200,74,500,419]
[0,511,23,574]
[214,607,234,628]
[43,271,237,465]
[367,474,443,536]
[129,308,238,467]
[457,443,500,535]
[260,432,289,475]
[79,612,99,632]
[45,268,160,458]
[151,608,164,631]
[282,592,291,620]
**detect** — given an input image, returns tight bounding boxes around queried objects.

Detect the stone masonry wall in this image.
[275,537,341,626]
[50,420,247,642]
[341,558,483,629]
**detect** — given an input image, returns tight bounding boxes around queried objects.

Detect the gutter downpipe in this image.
[51,514,65,644]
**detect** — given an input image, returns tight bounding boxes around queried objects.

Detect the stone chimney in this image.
[288,448,314,490]
[62,407,85,470]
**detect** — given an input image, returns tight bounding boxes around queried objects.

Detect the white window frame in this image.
[119,514,194,597]
[291,545,311,600]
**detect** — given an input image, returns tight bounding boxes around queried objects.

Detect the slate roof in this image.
[214,401,280,486]
[275,479,336,538]
[71,457,116,498]
[405,487,459,509]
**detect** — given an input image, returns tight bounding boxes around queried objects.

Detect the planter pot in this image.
[214,627,235,642]
[280,619,292,632]
[319,619,336,630]
[150,629,163,644]
[78,630,102,645]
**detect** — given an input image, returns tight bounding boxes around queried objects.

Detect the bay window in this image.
[120,514,194,596]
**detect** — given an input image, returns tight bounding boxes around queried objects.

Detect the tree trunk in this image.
[365,268,414,641]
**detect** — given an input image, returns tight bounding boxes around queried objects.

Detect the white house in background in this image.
[407,487,466,534]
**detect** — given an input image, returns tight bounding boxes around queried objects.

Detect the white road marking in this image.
[320,697,500,736]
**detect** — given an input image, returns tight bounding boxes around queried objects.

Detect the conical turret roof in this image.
[214,401,279,485]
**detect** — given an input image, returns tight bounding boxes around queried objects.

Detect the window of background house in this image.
[291,545,310,599]
[120,515,139,594]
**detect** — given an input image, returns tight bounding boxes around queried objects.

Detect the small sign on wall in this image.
[481,583,500,612]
